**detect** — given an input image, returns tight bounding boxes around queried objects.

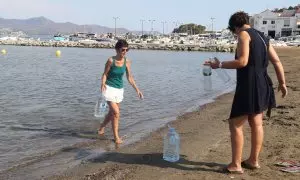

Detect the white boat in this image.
[0,36,18,41]
[53,34,69,41]
[78,39,98,44]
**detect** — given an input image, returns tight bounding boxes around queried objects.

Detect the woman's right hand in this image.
[278,83,288,98]
[204,57,220,69]
[137,89,144,100]
[101,83,106,92]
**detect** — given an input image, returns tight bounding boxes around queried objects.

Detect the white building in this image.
[250,8,300,38]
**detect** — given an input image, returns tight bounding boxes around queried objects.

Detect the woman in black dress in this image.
[207,11,287,173]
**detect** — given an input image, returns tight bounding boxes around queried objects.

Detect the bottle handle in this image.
[99,92,105,100]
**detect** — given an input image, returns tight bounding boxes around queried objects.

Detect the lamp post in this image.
[148,19,155,38]
[113,17,119,39]
[161,21,167,35]
[210,17,215,36]
[140,19,145,38]
[166,22,168,35]
[173,21,177,33]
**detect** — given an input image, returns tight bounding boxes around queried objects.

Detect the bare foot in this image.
[225,163,243,173]
[114,138,123,144]
[98,128,105,135]
[242,160,261,169]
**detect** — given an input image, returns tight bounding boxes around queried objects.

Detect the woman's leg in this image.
[109,102,122,144]
[227,115,247,171]
[98,109,113,135]
[245,113,263,167]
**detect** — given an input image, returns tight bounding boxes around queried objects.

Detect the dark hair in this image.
[115,39,128,50]
[228,11,249,32]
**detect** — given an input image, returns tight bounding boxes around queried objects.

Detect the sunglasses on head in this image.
[120,48,129,52]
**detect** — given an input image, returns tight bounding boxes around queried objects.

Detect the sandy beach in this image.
[45,47,300,180]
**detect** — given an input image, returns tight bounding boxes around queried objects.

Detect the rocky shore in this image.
[0,39,236,52]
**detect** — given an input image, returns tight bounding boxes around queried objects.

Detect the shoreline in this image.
[0,82,236,180]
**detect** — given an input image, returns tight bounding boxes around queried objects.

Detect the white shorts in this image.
[103,85,124,103]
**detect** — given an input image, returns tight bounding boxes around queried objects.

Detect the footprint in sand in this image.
[276,105,295,109]
[287,85,299,91]
[277,111,289,114]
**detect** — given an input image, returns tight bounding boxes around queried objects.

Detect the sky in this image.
[0,0,299,33]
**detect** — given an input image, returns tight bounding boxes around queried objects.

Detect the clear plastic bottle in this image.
[202,64,212,76]
[163,127,180,162]
[94,95,108,118]
[203,75,212,91]
[203,62,212,91]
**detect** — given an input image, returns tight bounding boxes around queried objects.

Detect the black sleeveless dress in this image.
[229,28,276,119]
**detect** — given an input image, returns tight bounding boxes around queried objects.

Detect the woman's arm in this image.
[126,59,143,99]
[268,45,288,98]
[209,31,250,69]
[101,58,112,92]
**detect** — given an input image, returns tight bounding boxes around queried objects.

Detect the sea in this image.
[0,45,236,179]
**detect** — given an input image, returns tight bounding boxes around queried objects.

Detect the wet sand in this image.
[48,47,300,180]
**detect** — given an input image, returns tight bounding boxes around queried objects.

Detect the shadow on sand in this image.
[86,152,226,173]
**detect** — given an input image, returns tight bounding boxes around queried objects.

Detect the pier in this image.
[0,38,236,52]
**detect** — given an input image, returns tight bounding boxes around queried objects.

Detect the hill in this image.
[0,16,130,35]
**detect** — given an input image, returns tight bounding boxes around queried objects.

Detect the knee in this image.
[229,124,243,134]
[249,123,263,132]
[112,111,120,119]
[249,120,263,129]
[248,114,263,128]
[249,123,262,128]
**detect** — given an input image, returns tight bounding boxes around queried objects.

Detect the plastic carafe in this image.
[94,95,108,118]
[163,127,180,162]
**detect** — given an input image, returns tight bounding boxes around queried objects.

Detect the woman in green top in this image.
[98,39,143,144]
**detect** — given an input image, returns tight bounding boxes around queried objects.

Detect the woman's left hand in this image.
[137,90,144,99]
[278,83,288,98]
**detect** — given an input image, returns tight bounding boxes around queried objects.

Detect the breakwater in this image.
[0,39,236,52]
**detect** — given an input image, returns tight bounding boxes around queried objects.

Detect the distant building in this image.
[250,7,300,38]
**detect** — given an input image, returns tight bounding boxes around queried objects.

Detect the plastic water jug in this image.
[163,127,180,162]
[94,95,108,118]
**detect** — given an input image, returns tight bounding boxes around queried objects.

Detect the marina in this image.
[1,30,298,53]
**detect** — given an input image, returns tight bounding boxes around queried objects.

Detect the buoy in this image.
[55,50,61,57]
[1,49,7,55]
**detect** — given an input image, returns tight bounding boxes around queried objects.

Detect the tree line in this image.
[272,5,300,13]
[172,23,206,34]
